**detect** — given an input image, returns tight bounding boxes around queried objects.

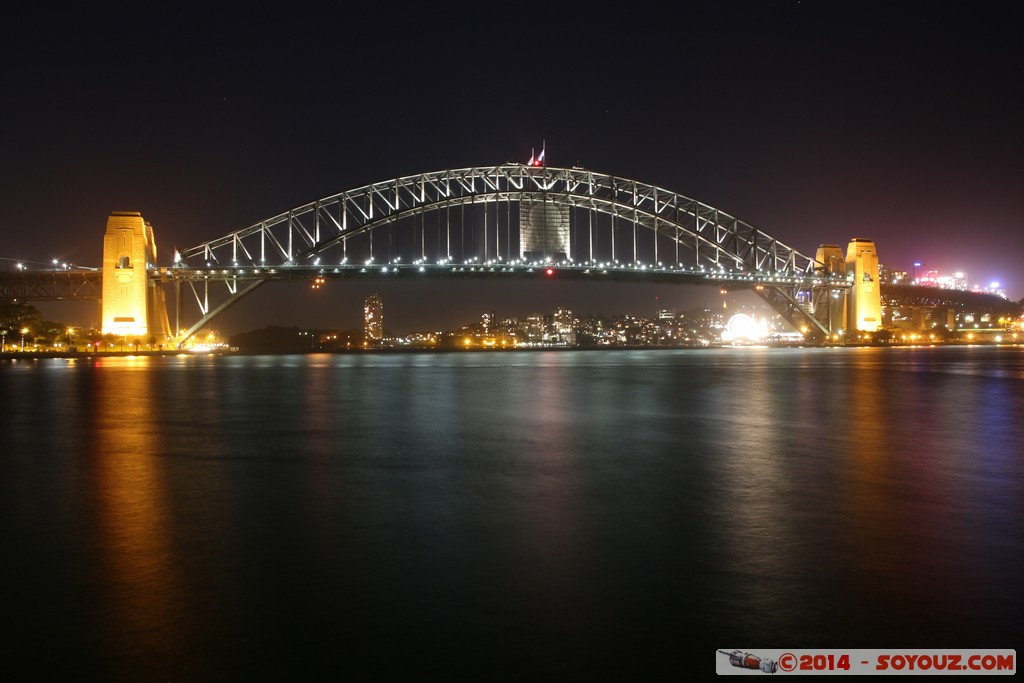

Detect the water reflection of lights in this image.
[89,364,182,674]
[186,342,230,353]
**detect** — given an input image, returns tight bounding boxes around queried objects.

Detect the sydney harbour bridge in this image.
[0,164,1014,347]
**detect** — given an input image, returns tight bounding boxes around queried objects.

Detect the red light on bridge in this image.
[527,143,546,167]
[546,268,554,277]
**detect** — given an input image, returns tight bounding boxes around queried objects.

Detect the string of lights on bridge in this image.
[0,257,98,271]
[171,256,845,289]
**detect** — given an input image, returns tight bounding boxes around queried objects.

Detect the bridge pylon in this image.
[812,244,848,335]
[101,212,172,344]
[800,239,883,340]
[845,238,882,332]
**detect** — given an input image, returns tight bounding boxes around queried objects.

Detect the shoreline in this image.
[2,339,1021,360]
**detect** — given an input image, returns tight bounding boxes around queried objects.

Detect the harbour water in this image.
[2,346,1022,678]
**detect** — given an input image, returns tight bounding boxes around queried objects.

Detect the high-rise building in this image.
[553,307,576,345]
[524,313,547,341]
[520,198,569,261]
[552,307,571,330]
[480,311,496,334]
[364,294,383,343]
[845,238,882,332]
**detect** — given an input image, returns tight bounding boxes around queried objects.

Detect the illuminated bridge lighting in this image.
[19,166,1000,350]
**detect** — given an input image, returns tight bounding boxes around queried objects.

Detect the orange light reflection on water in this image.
[86,358,184,675]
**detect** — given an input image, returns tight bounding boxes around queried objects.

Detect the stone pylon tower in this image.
[814,244,847,333]
[845,238,882,332]
[101,212,172,342]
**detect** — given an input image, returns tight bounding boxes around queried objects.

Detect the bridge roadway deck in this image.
[0,263,841,303]
[6,266,1021,316]
[0,268,102,301]
[157,263,842,290]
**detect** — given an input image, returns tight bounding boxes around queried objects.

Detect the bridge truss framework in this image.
[170,164,848,344]
[0,269,102,302]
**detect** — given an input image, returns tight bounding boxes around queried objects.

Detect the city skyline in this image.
[3,3,1021,334]
[10,279,1017,354]
[20,246,1020,340]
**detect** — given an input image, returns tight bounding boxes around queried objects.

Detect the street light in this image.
[21,327,29,351]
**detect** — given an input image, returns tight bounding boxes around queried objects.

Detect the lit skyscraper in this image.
[480,311,496,334]
[364,294,383,343]
[553,307,575,345]
[524,313,546,342]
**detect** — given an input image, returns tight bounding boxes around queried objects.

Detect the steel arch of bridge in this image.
[170,165,844,343]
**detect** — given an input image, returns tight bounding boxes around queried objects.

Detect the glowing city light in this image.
[722,314,768,343]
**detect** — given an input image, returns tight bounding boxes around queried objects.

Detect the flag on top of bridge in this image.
[527,142,546,167]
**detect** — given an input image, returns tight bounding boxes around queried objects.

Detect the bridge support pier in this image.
[101,212,172,344]
[845,239,882,332]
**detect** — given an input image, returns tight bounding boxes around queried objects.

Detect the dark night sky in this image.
[3,2,1022,334]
